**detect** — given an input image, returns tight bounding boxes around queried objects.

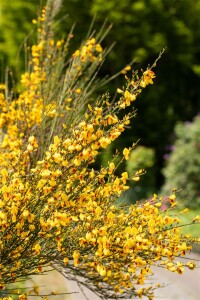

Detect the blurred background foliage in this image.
[162,115,200,209]
[0,0,200,203]
[126,146,155,200]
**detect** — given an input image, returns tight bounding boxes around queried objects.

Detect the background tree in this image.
[0,0,40,78]
[89,0,200,189]
[162,115,200,209]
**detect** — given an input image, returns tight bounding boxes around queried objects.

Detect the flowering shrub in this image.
[0,1,199,299]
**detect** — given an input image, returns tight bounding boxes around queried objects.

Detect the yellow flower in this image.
[86,232,92,241]
[37,179,47,189]
[56,40,62,48]
[187,261,196,269]
[124,90,136,104]
[73,50,80,57]
[132,176,140,181]
[0,84,6,90]
[140,70,156,88]
[96,44,103,52]
[29,224,35,231]
[22,210,29,218]
[117,88,123,94]
[169,193,176,203]
[73,250,80,259]
[180,208,189,214]
[33,244,41,254]
[1,168,8,184]
[41,170,51,178]
[121,65,131,74]
[107,211,115,219]
[193,215,200,222]
[137,288,144,298]
[75,88,81,94]
[95,206,102,216]
[28,136,36,143]
[123,147,130,160]
[97,265,107,277]
[99,137,111,148]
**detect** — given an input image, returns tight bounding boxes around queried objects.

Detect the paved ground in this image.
[67,252,200,300]
[26,268,72,300]
[28,252,200,300]
[150,252,200,300]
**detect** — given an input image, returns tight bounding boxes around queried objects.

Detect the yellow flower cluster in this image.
[0,1,199,300]
[73,37,103,62]
[140,70,156,88]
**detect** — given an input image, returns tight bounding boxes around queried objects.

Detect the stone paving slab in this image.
[27,252,200,300]
[27,269,72,300]
[67,252,200,300]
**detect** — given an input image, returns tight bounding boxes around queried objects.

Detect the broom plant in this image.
[0,0,199,299]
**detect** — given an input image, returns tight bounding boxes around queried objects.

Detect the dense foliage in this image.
[162,116,200,209]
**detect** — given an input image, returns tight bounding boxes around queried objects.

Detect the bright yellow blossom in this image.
[123,147,130,160]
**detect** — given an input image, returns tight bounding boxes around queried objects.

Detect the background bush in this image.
[162,115,200,209]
